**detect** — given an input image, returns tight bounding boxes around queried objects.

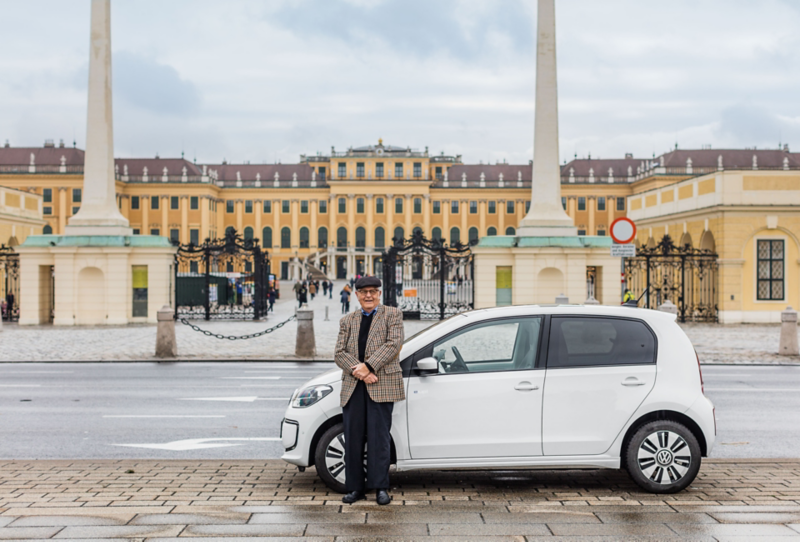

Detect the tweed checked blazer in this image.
[334,304,405,407]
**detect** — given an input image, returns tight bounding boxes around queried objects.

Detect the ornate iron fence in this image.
[174,229,270,320]
[625,235,718,323]
[381,230,473,320]
[0,245,20,322]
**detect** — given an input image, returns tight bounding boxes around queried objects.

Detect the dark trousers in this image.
[342,380,393,492]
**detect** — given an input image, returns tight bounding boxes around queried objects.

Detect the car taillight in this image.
[695,349,704,394]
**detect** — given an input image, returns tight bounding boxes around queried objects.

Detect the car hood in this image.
[298,367,343,389]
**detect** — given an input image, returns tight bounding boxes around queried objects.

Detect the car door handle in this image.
[514,382,539,391]
[621,377,646,387]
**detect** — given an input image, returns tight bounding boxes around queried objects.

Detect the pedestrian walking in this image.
[623,288,635,304]
[322,281,329,297]
[334,276,404,506]
[340,288,351,314]
[293,280,302,301]
[298,284,308,308]
[309,281,317,300]
[328,280,333,299]
[267,288,276,312]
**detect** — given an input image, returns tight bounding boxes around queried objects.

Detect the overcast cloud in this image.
[1,0,799,164]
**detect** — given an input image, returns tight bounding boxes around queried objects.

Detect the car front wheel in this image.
[625,420,701,494]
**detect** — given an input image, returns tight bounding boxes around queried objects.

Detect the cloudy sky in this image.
[2,0,800,165]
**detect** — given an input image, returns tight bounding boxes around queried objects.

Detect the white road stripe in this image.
[0,385,41,388]
[0,371,74,374]
[222,377,282,380]
[179,397,258,402]
[102,415,226,418]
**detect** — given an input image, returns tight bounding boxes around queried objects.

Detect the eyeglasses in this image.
[357,289,380,297]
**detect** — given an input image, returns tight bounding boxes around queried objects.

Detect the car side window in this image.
[547,317,656,368]
[430,317,542,374]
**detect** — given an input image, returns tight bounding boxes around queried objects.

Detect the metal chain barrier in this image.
[179,315,296,340]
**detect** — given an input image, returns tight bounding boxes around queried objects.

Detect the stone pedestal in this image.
[295,309,316,358]
[473,236,619,308]
[16,236,175,325]
[156,305,177,358]
[659,300,678,315]
[779,306,799,356]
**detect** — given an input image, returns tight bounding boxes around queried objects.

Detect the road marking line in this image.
[110,437,280,451]
[0,385,42,388]
[222,377,282,380]
[179,397,258,402]
[0,371,74,374]
[102,415,226,418]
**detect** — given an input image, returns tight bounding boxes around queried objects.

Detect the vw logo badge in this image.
[656,450,673,466]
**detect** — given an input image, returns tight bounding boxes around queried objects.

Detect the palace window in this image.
[487,226,497,236]
[578,197,586,211]
[191,196,199,210]
[317,227,327,247]
[72,188,81,203]
[281,227,291,248]
[394,226,404,242]
[43,188,52,203]
[337,227,347,248]
[356,198,364,214]
[505,227,516,235]
[282,200,290,213]
[758,240,785,300]
[263,200,272,213]
[318,167,326,182]
[414,198,421,213]
[170,229,180,243]
[432,227,442,241]
[299,227,309,248]
[43,206,52,215]
[432,201,441,214]
[597,229,606,236]
[376,197,384,214]
[469,201,477,214]
[450,227,460,244]
[356,162,365,177]
[338,197,346,214]
[435,166,443,180]
[173,196,181,210]
[617,197,625,211]
[262,227,273,247]
[525,201,531,213]
[488,201,496,214]
[151,196,159,210]
[242,199,251,213]
[507,200,514,214]
[132,229,140,235]
[376,162,384,178]
[374,227,385,248]
[451,200,459,214]
[72,206,80,215]
[395,197,403,214]
[562,197,567,210]
[413,162,422,178]
[190,229,199,245]
[338,162,346,178]
[131,196,140,210]
[597,196,606,211]
[301,200,309,213]
[319,200,327,213]
[355,227,366,249]
[150,228,159,236]
[395,162,403,178]
[468,227,479,245]
[577,229,586,236]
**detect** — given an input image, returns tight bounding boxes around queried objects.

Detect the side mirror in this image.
[415,357,439,375]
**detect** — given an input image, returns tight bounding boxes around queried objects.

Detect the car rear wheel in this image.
[625,420,701,494]
[313,423,370,494]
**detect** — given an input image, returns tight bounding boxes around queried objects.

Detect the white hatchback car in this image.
[281,304,715,494]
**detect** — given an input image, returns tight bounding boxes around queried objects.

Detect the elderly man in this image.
[334,276,404,505]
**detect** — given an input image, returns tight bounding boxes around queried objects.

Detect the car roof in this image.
[458,304,677,327]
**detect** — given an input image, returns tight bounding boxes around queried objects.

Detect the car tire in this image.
[313,423,349,494]
[625,420,701,494]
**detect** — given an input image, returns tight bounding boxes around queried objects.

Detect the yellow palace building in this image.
[1,139,799,323]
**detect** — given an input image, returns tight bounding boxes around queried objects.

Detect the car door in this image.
[542,316,657,456]
[407,316,544,459]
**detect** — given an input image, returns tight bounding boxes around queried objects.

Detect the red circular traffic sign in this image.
[610,217,636,244]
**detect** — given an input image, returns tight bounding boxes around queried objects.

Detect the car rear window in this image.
[547,317,656,368]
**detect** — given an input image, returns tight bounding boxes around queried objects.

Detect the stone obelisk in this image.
[65,0,131,235]
[517,0,577,237]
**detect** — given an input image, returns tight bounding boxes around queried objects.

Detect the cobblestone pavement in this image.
[1,459,799,540]
[0,284,797,364]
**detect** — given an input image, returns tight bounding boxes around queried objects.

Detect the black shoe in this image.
[342,491,366,504]
[376,489,391,505]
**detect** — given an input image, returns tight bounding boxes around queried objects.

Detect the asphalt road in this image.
[0,362,797,460]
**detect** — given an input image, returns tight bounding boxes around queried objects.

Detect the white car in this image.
[281,304,715,494]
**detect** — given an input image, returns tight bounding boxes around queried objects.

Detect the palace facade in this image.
[2,139,800,322]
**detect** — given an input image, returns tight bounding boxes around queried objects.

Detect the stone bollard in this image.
[155,305,177,358]
[295,309,316,358]
[584,296,600,305]
[779,306,799,356]
[659,299,678,315]
[324,305,329,321]
[555,293,569,304]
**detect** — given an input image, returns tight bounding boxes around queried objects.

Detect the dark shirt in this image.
[358,311,375,369]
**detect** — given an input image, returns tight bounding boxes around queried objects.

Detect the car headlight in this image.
[291,385,333,408]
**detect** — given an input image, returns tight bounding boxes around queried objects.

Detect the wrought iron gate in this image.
[381,230,474,320]
[624,235,718,323]
[174,229,270,320]
[0,245,20,322]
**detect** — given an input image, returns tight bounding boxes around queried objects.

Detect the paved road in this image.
[0,362,798,459]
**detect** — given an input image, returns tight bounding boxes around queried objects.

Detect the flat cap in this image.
[355,276,382,290]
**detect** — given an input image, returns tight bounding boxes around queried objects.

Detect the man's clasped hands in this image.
[351,362,379,384]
